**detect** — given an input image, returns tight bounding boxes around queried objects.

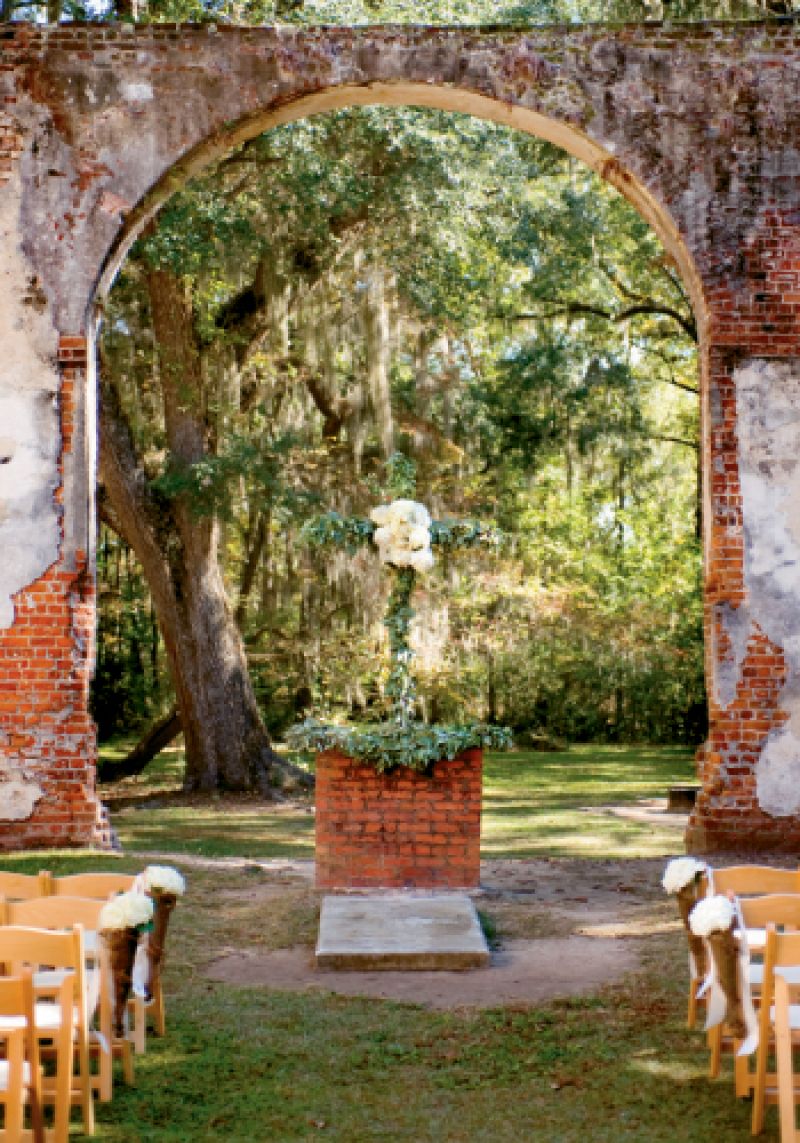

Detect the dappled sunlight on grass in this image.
[0,850,145,876]
[629,1055,708,1083]
[481,746,696,859]
[112,803,316,859]
[99,740,319,858]
[579,917,680,938]
[98,742,186,792]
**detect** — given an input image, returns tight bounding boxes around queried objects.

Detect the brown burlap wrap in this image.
[102,926,140,1038]
[145,891,177,1000]
[676,883,707,980]
[707,925,746,1039]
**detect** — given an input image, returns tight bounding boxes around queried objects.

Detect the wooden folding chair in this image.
[702,872,800,1096]
[0,926,92,1143]
[704,894,800,1113]
[0,967,44,1143]
[0,873,51,903]
[5,897,134,1103]
[751,924,800,1136]
[772,932,800,1142]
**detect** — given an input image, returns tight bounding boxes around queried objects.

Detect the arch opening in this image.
[92,90,706,806]
[94,84,706,339]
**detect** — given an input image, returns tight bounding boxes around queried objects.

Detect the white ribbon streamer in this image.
[732,898,760,1057]
[703,942,727,1031]
[132,935,151,1001]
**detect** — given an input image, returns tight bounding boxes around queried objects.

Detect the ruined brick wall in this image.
[0,335,110,848]
[1,21,799,851]
[315,750,483,889]
[692,213,800,852]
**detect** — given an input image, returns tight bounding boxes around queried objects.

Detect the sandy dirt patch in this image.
[202,855,678,1008]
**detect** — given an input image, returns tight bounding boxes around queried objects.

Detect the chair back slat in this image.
[0,870,51,901]
[711,865,800,896]
[738,894,800,931]
[0,925,83,983]
[5,896,106,933]
[49,873,135,899]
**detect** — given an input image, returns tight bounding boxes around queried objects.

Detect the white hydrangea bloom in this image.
[409,549,435,573]
[689,894,735,937]
[370,505,392,527]
[408,525,430,548]
[370,499,435,574]
[143,864,186,896]
[402,501,431,529]
[661,856,706,895]
[99,891,154,931]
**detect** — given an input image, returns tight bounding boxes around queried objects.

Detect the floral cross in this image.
[301,454,501,727]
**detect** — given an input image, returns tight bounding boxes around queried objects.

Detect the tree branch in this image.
[646,432,699,451]
[508,298,697,342]
[101,707,182,781]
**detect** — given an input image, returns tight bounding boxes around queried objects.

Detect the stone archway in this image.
[1,21,798,851]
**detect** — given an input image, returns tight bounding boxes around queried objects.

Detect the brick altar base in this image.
[314,748,482,890]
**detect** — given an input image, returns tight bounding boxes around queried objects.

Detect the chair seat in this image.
[738,927,768,952]
[33,969,75,989]
[0,1058,33,1090]
[775,968,800,984]
[2,999,82,1034]
[749,963,764,987]
[0,1015,26,1031]
[33,1001,79,1032]
[34,960,102,1023]
[770,1003,800,1029]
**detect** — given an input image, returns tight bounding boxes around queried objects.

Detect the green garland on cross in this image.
[286,454,512,773]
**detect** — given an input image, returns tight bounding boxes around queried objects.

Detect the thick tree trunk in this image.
[99,379,301,794]
[167,517,286,793]
[98,261,311,796]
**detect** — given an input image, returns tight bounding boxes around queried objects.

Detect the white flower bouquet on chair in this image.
[99,892,154,1039]
[136,865,186,1016]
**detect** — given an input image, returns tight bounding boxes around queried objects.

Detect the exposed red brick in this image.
[315,750,483,889]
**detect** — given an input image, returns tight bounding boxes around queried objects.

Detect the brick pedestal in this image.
[314,748,483,890]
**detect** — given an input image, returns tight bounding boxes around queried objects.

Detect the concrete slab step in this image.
[315,893,490,971]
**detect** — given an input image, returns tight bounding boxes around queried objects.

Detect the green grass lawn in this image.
[482,744,697,858]
[97,743,696,860]
[2,743,768,1142]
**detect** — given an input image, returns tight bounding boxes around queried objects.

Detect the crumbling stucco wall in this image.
[734,359,800,817]
[0,168,60,632]
[0,168,61,827]
[0,20,799,850]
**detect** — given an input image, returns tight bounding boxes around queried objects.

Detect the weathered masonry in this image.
[1,20,799,852]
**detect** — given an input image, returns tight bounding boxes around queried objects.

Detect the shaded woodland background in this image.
[92,103,707,786]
